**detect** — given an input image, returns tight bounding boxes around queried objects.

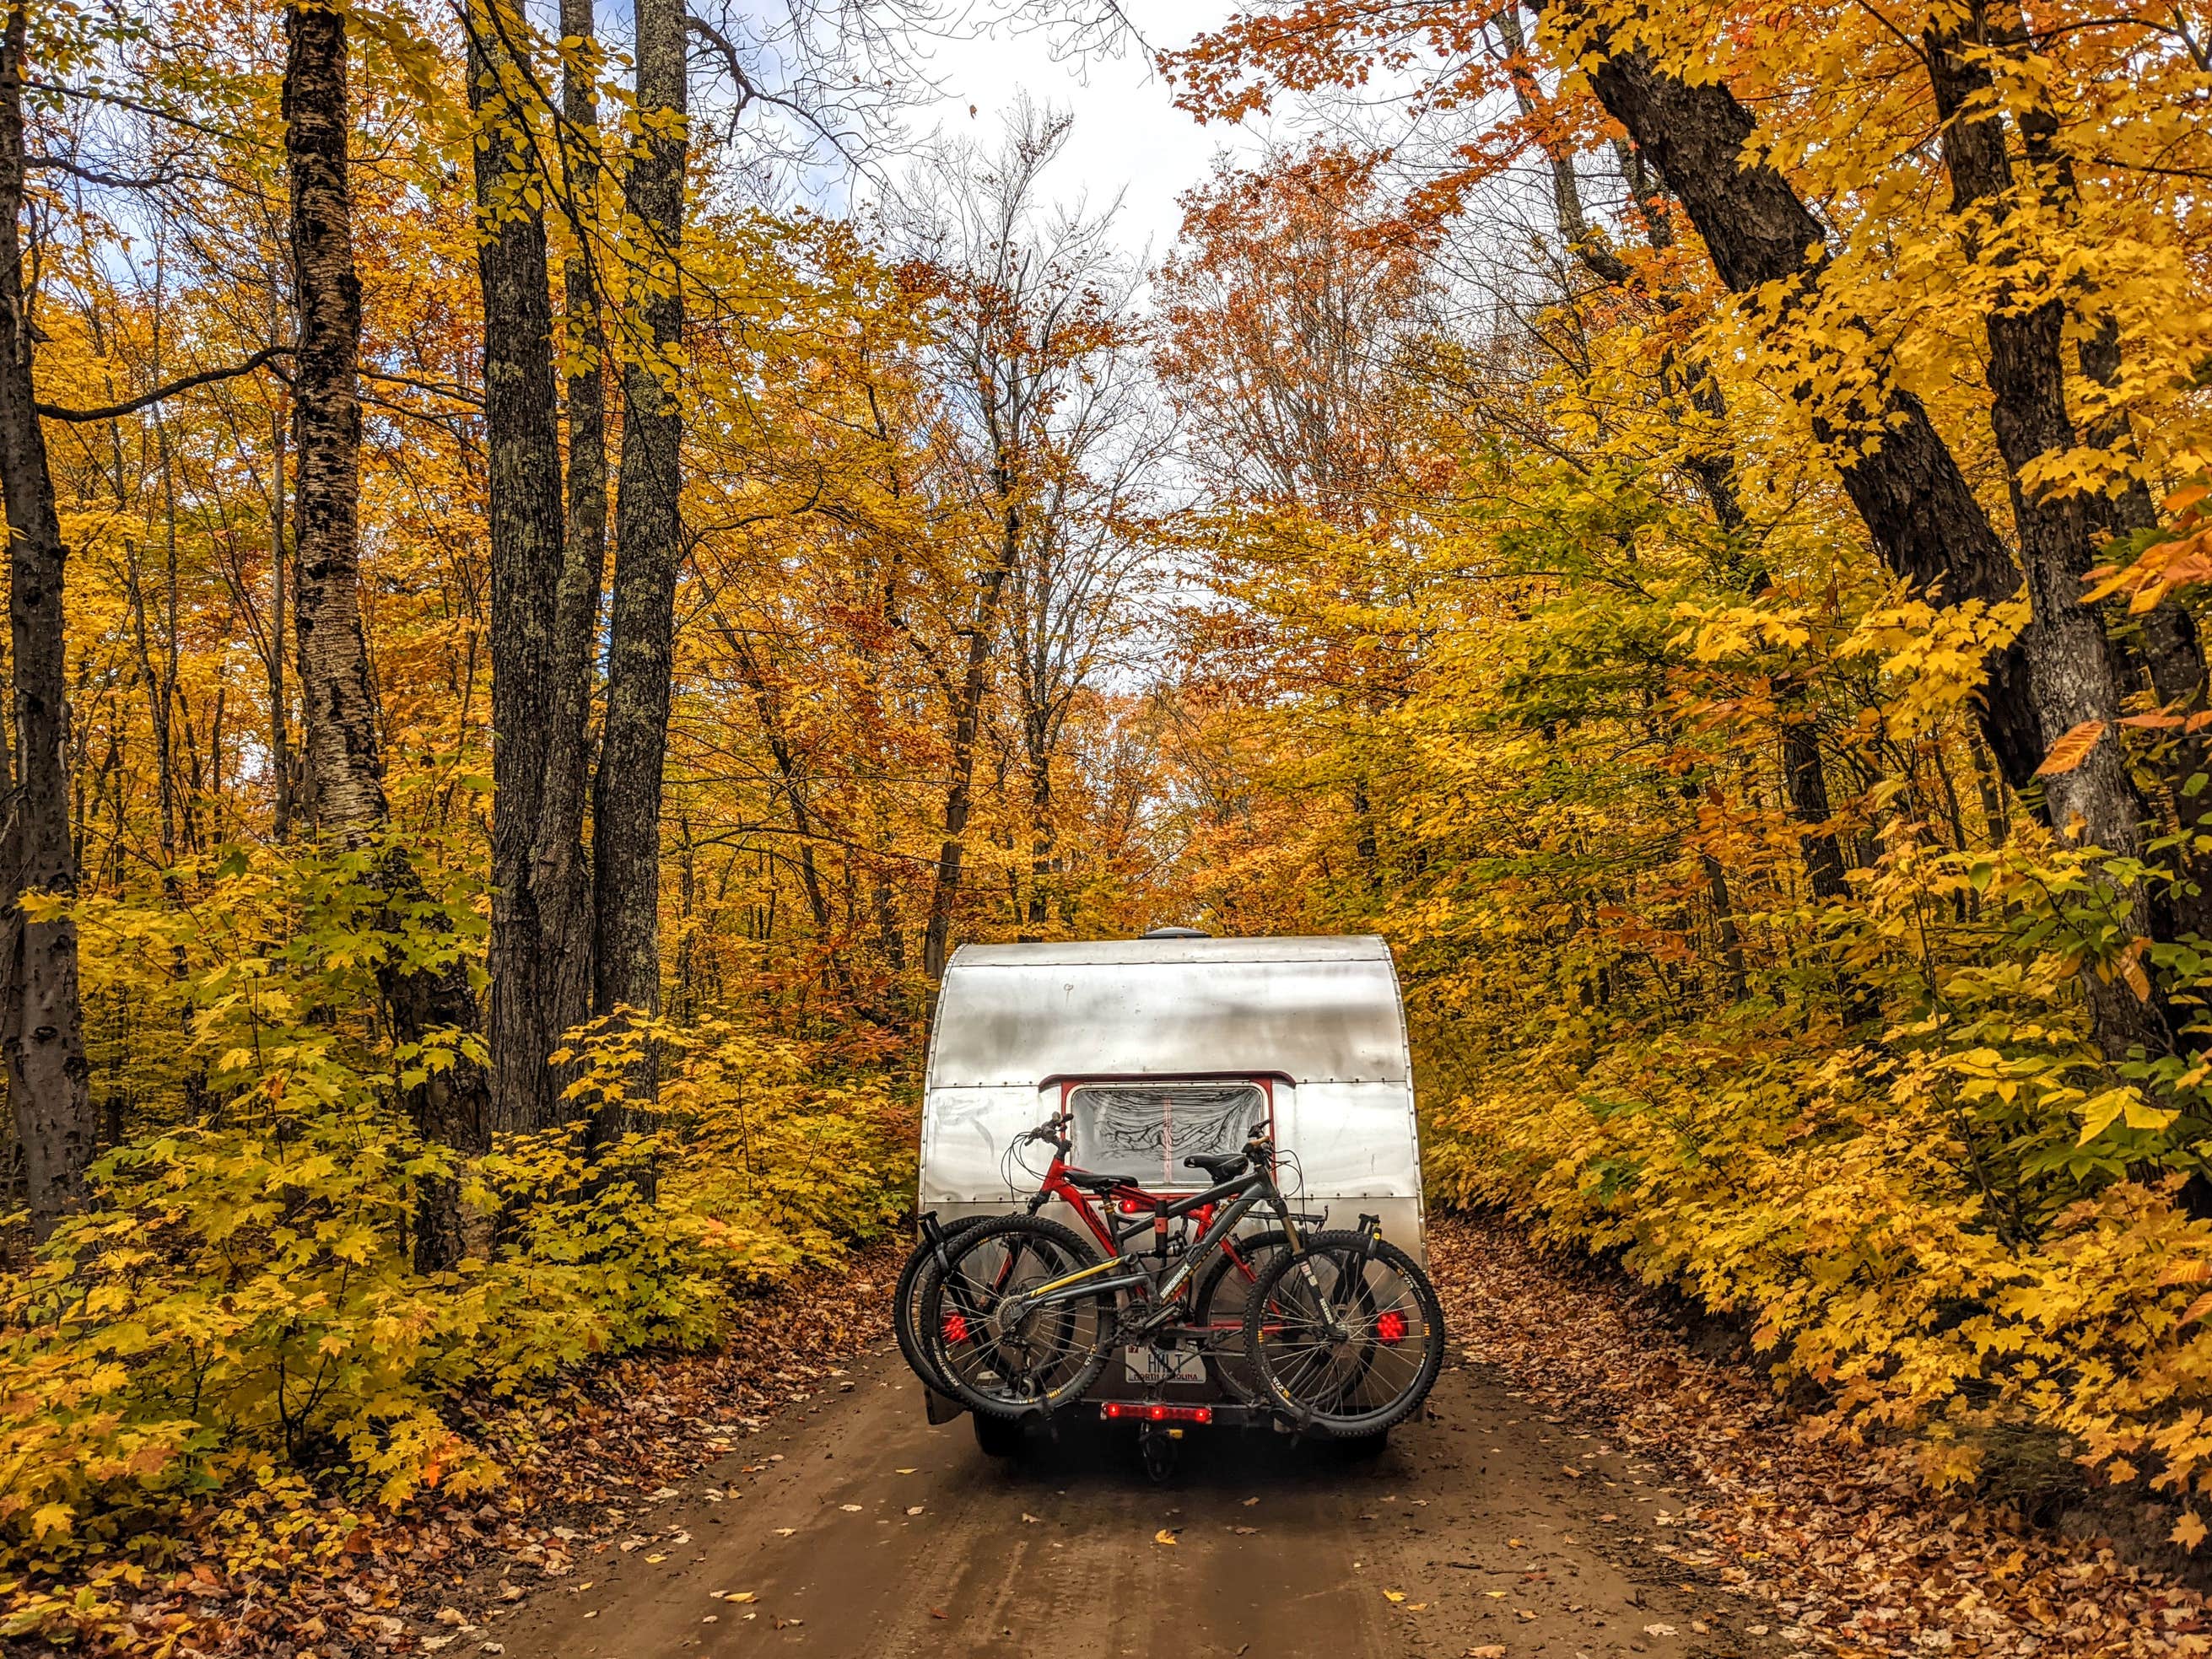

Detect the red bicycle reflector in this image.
[1119,1198,1145,1215]
[942,1312,969,1345]
[1375,1310,1407,1346]
[1100,1403,1211,1425]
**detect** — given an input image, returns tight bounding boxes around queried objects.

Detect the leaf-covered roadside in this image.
[0,842,915,1654]
[5,1232,902,1657]
[1435,1212,2209,1656]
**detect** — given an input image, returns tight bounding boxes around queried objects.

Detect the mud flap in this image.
[923,1385,963,1425]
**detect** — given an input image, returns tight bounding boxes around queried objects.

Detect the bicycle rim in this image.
[925,1217,1111,1419]
[1247,1231,1445,1437]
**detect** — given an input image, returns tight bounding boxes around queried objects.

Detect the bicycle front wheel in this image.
[922,1215,1114,1419]
[1244,1230,1445,1437]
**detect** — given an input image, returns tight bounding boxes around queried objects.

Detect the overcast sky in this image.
[894,1,1265,261]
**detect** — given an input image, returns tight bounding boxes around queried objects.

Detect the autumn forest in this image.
[6,0,2212,1646]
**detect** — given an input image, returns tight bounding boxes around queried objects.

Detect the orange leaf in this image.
[2036,720,2108,776]
[2166,483,2210,518]
[2181,1290,2212,1327]
[2121,946,2152,1004]
[2158,1259,2212,1287]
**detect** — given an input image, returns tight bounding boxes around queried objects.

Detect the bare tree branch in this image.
[35,345,293,423]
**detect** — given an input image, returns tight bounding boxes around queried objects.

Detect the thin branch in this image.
[36,346,293,423]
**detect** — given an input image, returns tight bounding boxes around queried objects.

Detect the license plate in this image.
[1125,1346,1206,1383]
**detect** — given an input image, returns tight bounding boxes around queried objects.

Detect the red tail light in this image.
[1374,1311,1406,1346]
[942,1312,969,1345]
[1101,1403,1212,1425]
[1119,1198,1145,1215]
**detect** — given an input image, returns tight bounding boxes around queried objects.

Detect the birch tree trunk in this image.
[286,0,491,1268]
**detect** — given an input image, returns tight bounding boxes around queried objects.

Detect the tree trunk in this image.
[922,504,1021,981]
[0,7,93,1242]
[1539,4,2046,790]
[1025,724,1053,931]
[286,0,490,1269]
[471,0,575,1134]
[1782,715,1851,901]
[1923,17,2169,1058]
[267,386,293,842]
[287,4,386,838]
[591,0,686,1129]
[531,0,605,1093]
[1701,852,1746,1001]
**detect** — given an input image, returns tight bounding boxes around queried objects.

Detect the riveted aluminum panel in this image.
[924,935,1410,1091]
[918,935,1423,1225]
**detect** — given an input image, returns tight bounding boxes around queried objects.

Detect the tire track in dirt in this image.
[490,1344,1764,1659]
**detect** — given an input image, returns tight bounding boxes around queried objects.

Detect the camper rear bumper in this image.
[920,1385,1287,1431]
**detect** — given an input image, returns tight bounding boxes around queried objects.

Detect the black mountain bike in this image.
[919,1121,1446,1437]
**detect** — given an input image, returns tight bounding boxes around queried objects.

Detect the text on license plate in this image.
[1125,1346,1206,1383]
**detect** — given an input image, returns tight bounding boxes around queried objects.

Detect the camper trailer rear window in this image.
[1066,1083,1265,1187]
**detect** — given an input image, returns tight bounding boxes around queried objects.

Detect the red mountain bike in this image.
[895,1114,1300,1409]
[915,1120,1445,1441]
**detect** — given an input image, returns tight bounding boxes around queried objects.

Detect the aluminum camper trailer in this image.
[917,933,1424,1425]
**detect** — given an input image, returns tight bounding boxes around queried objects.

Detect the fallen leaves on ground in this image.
[1432,1212,2211,1657]
[14,1242,902,1658]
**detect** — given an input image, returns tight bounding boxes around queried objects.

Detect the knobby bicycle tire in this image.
[1244,1230,1445,1437]
[1191,1228,1289,1404]
[921,1214,1113,1420]
[893,1215,993,1397]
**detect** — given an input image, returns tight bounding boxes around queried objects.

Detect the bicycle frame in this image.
[1016,1130,1274,1293]
[998,1149,1308,1333]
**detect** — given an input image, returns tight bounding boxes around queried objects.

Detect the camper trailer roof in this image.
[926,935,1409,1089]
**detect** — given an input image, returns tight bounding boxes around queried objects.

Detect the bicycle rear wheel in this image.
[894,1216,994,1397]
[1192,1229,1289,1403]
[1244,1231,1445,1437]
[922,1215,1114,1420]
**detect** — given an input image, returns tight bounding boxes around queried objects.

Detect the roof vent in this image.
[1141,926,1211,940]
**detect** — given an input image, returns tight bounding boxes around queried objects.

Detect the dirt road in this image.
[491,1345,1767,1659]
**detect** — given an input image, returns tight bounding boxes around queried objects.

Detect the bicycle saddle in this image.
[1061,1166,1124,1192]
[1183,1150,1249,1181]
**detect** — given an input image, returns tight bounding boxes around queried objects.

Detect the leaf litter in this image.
[1432,1212,2211,1656]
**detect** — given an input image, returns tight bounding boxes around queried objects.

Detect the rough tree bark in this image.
[267,380,294,842]
[591,0,686,1119]
[286,0,491,1268]
[0,5,94,1241]
[531,0,605,1090]
[1924,13,2169,1056]
[470,0,575,1134]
